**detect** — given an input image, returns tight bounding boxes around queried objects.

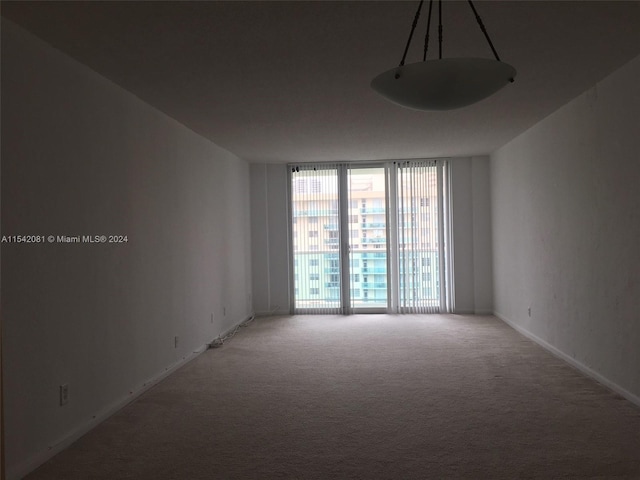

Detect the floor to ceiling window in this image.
[289,160,451,314]
[289,164,341,313]
[347,166,389,311]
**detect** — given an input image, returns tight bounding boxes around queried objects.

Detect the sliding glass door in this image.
[347,166,389,312]
[290,160,449,314]
[290,165,342,313]
[394,160,448,313]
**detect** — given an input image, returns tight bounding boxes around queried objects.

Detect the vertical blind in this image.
[290,164,342,314]
[395,160,442,313]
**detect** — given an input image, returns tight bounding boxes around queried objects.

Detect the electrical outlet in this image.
[174,336,179,348]
[223,307,226,316]
[528,307,531,317]
[60,384,69,406]
[211,313,214,324]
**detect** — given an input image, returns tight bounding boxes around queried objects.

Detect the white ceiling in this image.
[3,1,639,163]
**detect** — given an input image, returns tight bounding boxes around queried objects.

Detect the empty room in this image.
[1,1,639,479]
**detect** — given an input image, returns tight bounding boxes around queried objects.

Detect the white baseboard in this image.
[219,313,256,336]
[255,310,288,317]
[9,314,256,480]
[8,344,208,480]
[495,312,640,409]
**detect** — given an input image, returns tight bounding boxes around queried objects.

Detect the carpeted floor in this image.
[26,315,640,479]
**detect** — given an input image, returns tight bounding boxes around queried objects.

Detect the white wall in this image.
[450,156,494,314]
[250,164,291,315]
[1,19,253,478]
[249,159,493,315]
[491,55,640,403]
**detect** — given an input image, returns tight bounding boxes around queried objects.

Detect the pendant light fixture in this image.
[371,0,516,111]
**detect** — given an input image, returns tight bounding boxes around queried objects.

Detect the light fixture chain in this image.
[422,0,434,61]
[467,0,501,61]
[399,0,425,67]
[438,0,443,59]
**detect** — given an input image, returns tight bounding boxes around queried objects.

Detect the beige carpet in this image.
[26,315,640,479]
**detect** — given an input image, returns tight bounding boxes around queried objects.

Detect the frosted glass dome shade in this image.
[371,57,516,111]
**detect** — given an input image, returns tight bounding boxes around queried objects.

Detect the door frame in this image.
[343,163,390,314]
[288,160,451,315]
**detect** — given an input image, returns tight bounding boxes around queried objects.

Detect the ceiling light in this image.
[371,0,516,111]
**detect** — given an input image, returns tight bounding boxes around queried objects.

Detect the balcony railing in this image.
[361,267,387,273]
[362,238,386,243]
[360,252,387,258]
[362,282,387,289]
[293,209,339,217]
